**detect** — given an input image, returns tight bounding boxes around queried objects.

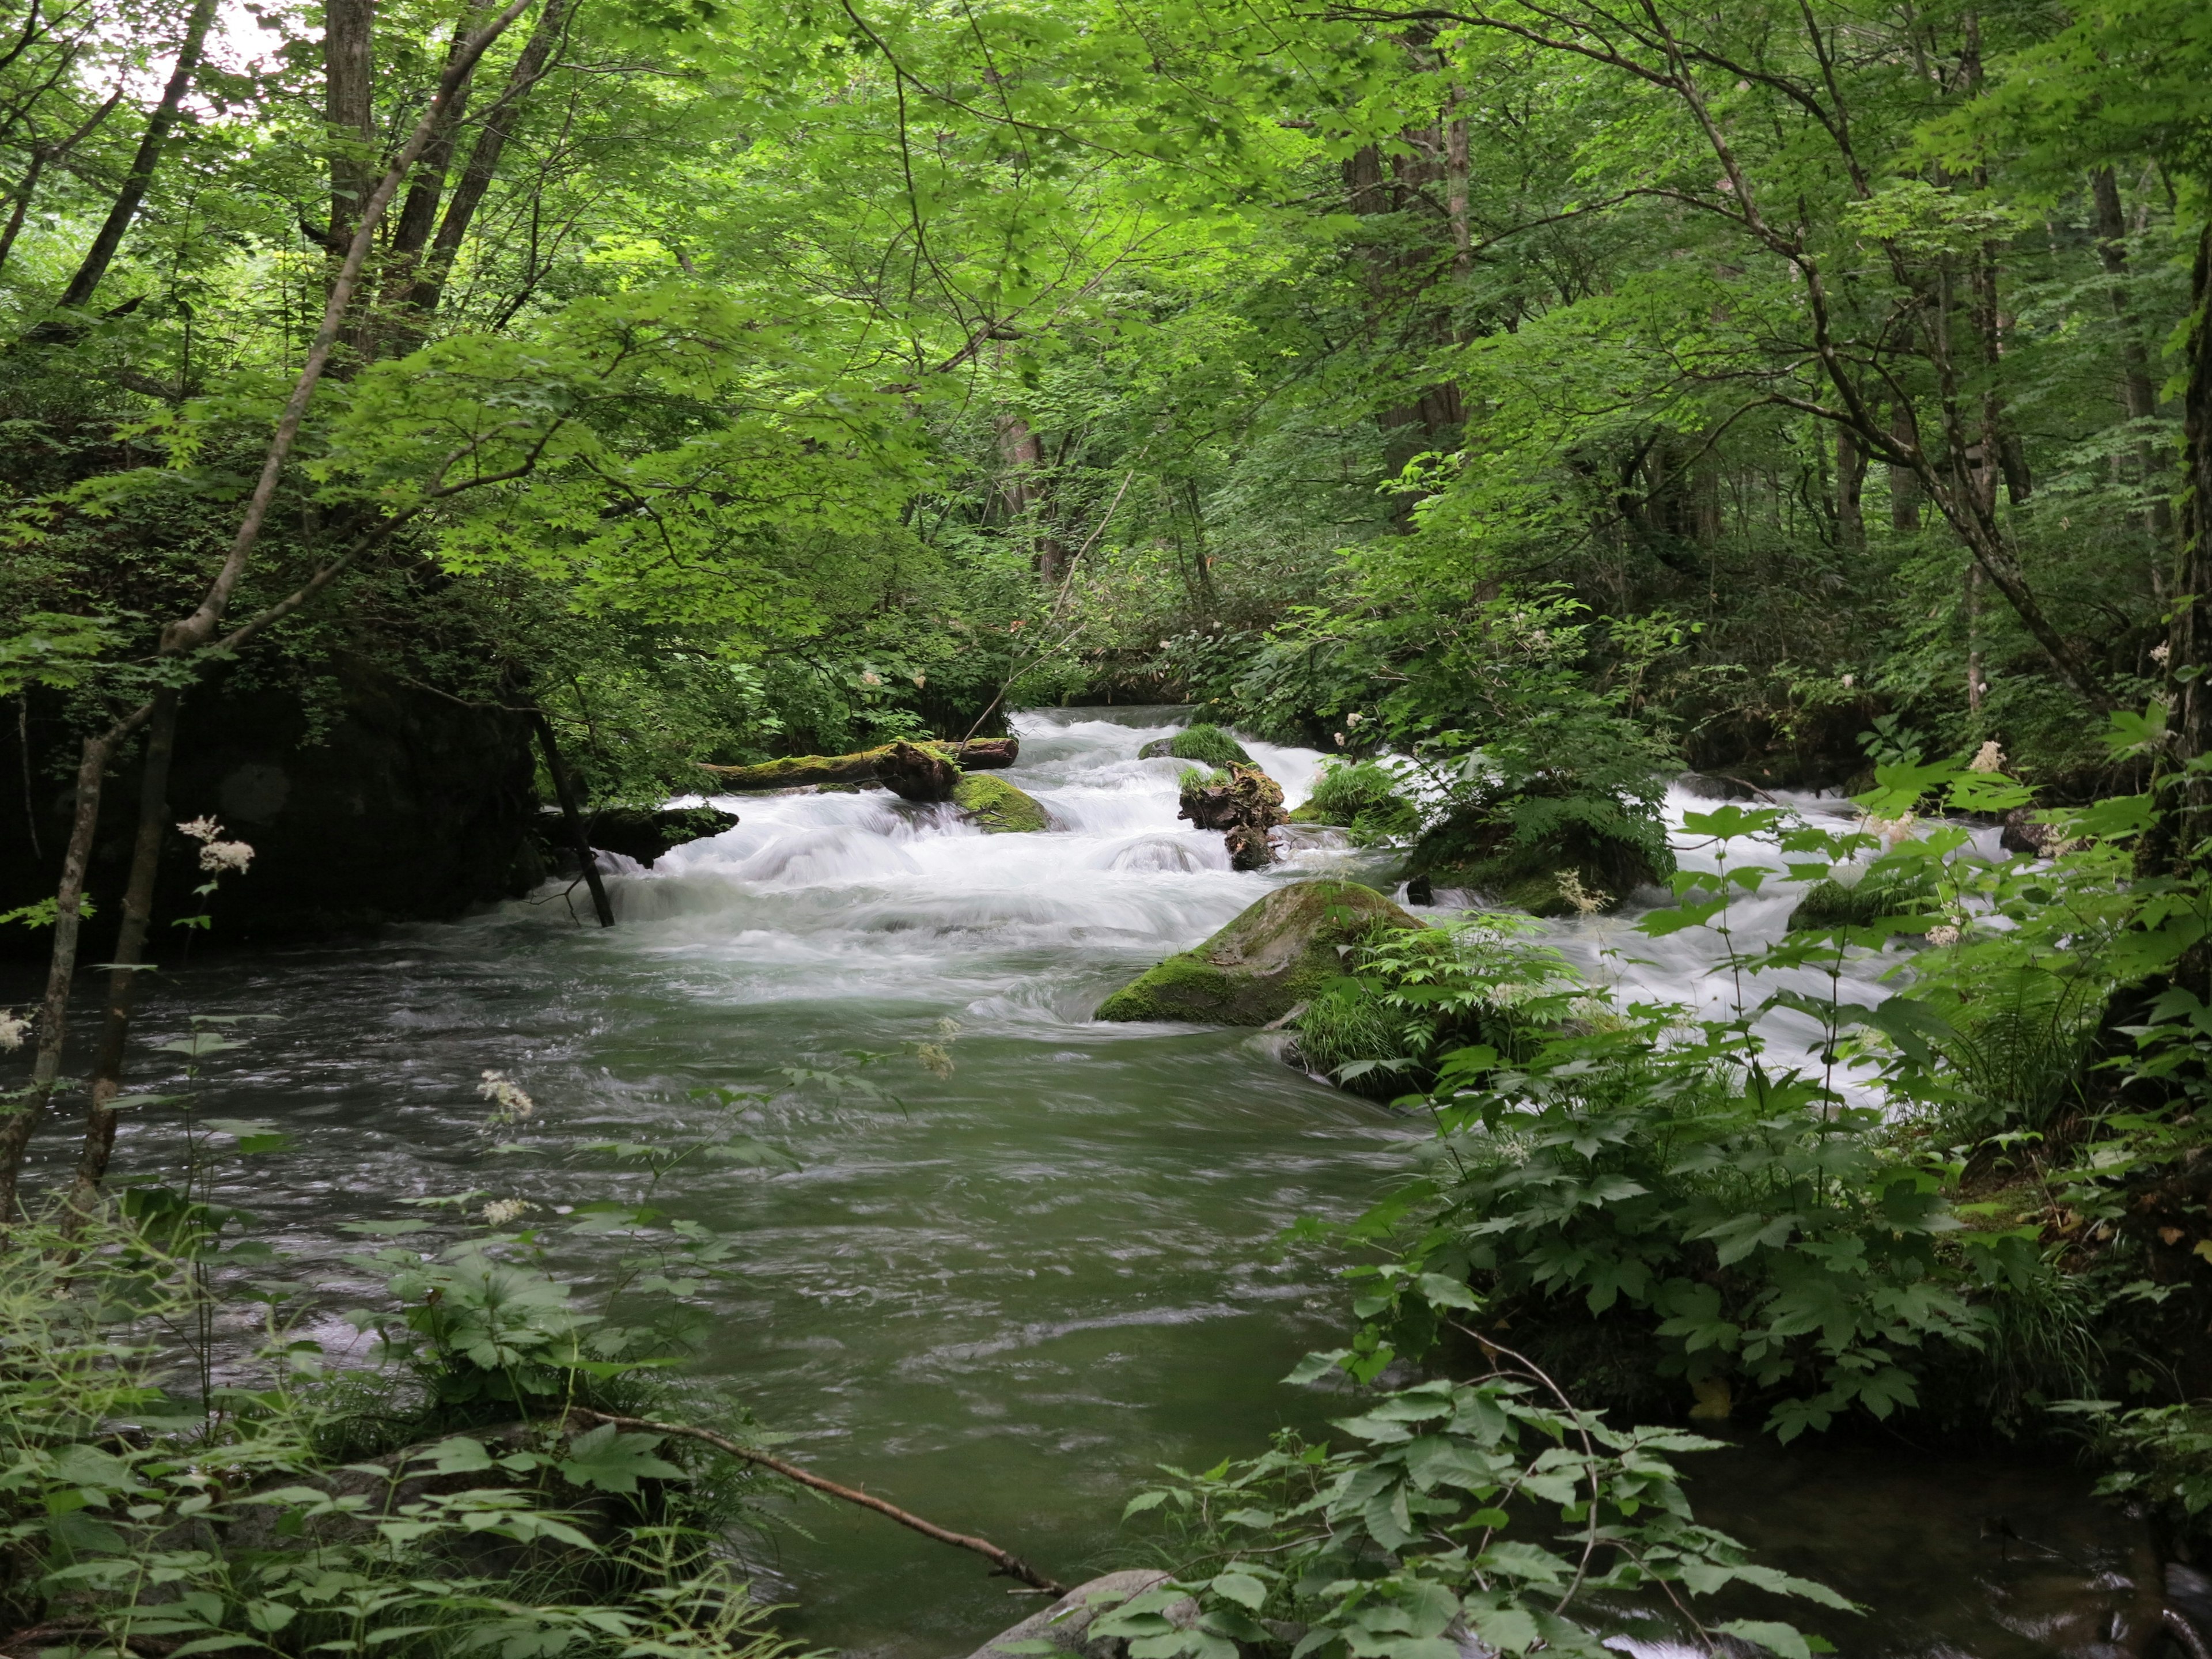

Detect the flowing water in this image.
[2,709,2161,1658]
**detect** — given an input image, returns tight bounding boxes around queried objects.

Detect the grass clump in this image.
[1289,759,1420,844]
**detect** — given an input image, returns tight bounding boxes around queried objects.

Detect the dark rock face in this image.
[571,805,738,867]
[2,659,540,950]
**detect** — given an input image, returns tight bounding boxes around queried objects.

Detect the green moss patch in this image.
[1093,878,1421,1025]
[953,772,1049,834]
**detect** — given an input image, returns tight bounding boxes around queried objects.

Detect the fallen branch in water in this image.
[567,1408,1066,1595]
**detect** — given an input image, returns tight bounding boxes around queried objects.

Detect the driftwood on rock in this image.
[696,737,1017,792]
[1179,763,1288,869]
[876,739,962,802]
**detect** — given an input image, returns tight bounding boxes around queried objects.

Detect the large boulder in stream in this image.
[1094,878,1418,1025]
[953,772,1048,832]
[1404,797,1672,916]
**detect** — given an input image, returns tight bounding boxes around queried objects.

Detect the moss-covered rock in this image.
[1289,759,1420,843]
[1138,724,1253,767]
[1786,869,1937,932]
[1094,878,1420,1025]
[1407,798,1672,918]
[953,772,1048,833]
[570,804,737,867]
[697,737,1018,791]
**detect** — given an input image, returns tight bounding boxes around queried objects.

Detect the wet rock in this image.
[2001,805,2074,857]
[1405,800,1672,918]
[696,737,1018,791]
[571,805,737,868]
[3,656,540,949]
[1675,771,1776,802]
[1179,763,1289,869]
[1094,878,1419,1025]
[965,1570,1192,1659]
[953,772,1048,833]
[876,739,963,802]
[1785,868,1936,932]
[1138,724,1251,767]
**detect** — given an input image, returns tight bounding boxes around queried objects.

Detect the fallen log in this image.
[696,736,1018,791]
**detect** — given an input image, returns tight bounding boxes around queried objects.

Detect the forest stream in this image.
[20,708,2158,1659]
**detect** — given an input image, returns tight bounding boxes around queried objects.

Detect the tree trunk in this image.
[400,0,572,324]
[2092,166,2175,544]
[530,710,612,926]
[2166,222,2212,858]
[69,692,179,1205]
[324,0,376,256]
[0,735,108,1222]
[1835,422,1866,550]
[43,0,217,317]
[1888,403,1921,533]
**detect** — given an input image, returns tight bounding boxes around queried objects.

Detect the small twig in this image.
[567,1408,1066,1594]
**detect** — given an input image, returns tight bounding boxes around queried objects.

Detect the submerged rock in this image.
[965,1570,1191,1659]
[1137,723,1252,767]
[954,772,1048,833]
[1094,878,1418,1025]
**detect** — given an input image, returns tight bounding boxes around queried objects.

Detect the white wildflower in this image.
[0,1010,29,1052]
[1968,740,2004,774]
[478,1069,535,1122]
[1346,711,1364,727]
[911,672,927,688]
[1865,813,1917,849]
[481,1198,535,1228]
[1333,732,1346,746]
[1556,870,1611,916]
[1840,673,1855,688]
[179,816,253,873]
[1926,924,1961,948]
[2153,643,2172,665]
[915,1042,954,1079]
[199,839,254,874]
[859,670,883,687]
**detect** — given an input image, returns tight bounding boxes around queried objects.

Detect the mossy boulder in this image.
[953,772,1048,833]
[1288,759,1420,843]
[1094,878,1420,1025]
[1786,868,1937,932]
[1407,798,1672,917]
[1137,724,1252,768]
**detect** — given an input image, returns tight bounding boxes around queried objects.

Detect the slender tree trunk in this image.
[44,0,217,317]
[400,0,573,324]
[531,710,612,927]
[0,735,107,1221]
[1888,403,1921,533]
[324,0,375,256]
[1444,90,1472,287]
[2166,223,2212,868]
[2092,166,2175,547]
[70,692,179,1205]
[1835,423,1866,550]
[0,150,44,279]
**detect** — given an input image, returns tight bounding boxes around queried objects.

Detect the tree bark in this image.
[400,0,573,323]
[0,735,108,1222]
[1835,423,1866,550]
[2166,222,2212,860]
[2092,166,2175,544]
[70,691,178,1205]
[1888,403,1921,534]
[43,0,217,317]
[323,0,376,257]
[530,710,612,927]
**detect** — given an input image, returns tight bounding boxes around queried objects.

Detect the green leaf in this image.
[557,1424,683,1494]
